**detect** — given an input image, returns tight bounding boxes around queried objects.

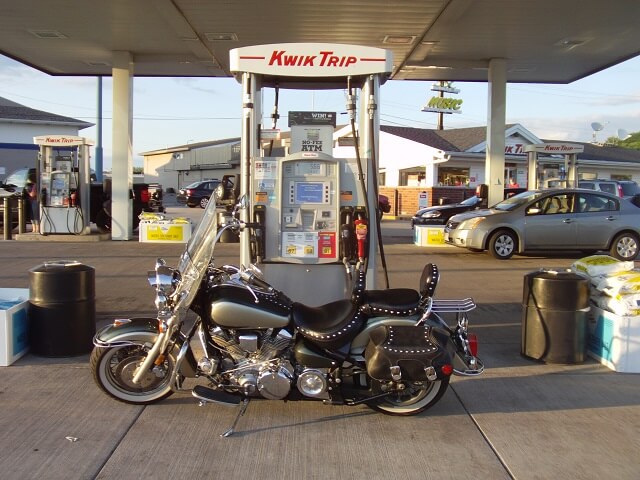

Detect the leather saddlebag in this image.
[365,325,450,381]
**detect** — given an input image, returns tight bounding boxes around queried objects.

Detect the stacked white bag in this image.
[571,255,639,316]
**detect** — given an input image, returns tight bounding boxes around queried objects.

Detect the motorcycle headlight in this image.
[148,258,178,297]
[460,217,486,229]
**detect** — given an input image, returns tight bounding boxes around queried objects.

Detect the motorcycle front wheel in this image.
[90,345,175,404]
[368,377,450,416]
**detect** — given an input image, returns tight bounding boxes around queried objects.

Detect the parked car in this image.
[412,195,481,228]
[214,174,240,211]
[177,179,221,208]
[444,189,640,260]
[90,180,165,233]
[578,179,640,199]
[411,187,527,228]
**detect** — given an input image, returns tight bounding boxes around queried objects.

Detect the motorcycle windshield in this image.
[171,192,220,315]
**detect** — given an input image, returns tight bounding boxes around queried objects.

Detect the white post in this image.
[486,58,507,206]
[111,51,134,240]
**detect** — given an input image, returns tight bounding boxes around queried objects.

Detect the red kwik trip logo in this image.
[269,50,357,68]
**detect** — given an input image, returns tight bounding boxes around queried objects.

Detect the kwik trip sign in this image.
[230,43,393,77]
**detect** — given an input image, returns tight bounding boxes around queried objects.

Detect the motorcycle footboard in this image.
[364,325,453,382]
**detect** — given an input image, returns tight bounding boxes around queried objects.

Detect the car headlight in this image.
[460,217,486,229]
[422,211,442,218]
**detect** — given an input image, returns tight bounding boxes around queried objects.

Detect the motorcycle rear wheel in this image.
[368,377,450,416]
[90,345,175,404]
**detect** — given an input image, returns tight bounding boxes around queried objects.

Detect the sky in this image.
[1,52,640,169]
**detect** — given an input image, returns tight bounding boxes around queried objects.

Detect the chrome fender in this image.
[93,317,197,380]
[93,317,159,346]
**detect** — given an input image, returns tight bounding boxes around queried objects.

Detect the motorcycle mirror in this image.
[233,195,248,218]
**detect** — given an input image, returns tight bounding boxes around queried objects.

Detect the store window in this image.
[400,170,426,186]
[438,167,469,186]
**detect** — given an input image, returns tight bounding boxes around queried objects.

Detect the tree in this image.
[604,131,640,150]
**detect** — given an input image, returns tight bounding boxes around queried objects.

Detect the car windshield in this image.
[460,196,481,206]
[184,181,203,189]
[492,190,545,211]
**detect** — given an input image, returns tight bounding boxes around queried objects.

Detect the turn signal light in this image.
[441,364,453,376]
[468,333,478,357]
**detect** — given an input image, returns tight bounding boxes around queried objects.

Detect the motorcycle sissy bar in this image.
[192,385,249,437]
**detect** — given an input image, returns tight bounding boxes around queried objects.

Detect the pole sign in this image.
[422,81,463,114]
[230,43,393,77]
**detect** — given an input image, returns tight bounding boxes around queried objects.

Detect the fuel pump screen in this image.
[293,182,328,204]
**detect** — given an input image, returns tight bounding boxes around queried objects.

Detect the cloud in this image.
[172,78,218,95]
[512,111,640,142]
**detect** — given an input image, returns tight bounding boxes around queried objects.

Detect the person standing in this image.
[25,176,40,234]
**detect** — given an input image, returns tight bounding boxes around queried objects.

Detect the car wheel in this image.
[199,197,209,209]
[610,232,639,260]
[488,229,516,259]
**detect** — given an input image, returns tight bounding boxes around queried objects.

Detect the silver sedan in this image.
[444,189,640,260]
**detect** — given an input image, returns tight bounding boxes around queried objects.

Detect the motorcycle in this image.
[91,195,483,437]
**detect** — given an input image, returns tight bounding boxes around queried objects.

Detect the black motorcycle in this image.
[91,195,483,436]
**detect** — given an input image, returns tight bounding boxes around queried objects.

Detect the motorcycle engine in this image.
[210,328,295,400]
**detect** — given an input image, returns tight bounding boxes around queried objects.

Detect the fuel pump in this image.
[230,43,392,305]
[34,135,93,235]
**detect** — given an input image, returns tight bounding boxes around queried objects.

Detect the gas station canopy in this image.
[1,0,639,83]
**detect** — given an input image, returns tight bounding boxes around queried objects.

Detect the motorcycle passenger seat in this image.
[293,299,366,349]
[359,288,420,316]
[420,263,439,298]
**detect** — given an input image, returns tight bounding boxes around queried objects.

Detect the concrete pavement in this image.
[0,222,639,479]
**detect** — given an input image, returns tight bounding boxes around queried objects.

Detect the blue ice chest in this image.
[0,288,30,366]
[587,306,640,373]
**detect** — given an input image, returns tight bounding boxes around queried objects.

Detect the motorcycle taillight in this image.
[468,333,478,357]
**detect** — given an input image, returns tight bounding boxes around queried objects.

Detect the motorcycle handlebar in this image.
[240,269,273,292]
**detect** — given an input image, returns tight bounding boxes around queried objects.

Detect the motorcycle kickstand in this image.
[221,398,250,438]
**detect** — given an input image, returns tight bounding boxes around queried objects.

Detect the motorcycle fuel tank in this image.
[209,284,291,329]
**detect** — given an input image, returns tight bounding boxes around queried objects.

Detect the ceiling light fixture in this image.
[28,29,67,39]
[205,32,238,42]
[383,35,416,45]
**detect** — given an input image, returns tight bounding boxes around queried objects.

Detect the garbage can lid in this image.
[43,260,83,268]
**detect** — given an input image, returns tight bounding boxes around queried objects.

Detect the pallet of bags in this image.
[572,255,640,372]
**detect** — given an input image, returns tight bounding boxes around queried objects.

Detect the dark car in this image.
[90,180,165,233]
[410,187,527,229]
[177,179,221,208]
[411,195,481,228]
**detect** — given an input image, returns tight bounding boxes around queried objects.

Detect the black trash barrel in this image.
[521,269,589,364]
[28,261,96,357]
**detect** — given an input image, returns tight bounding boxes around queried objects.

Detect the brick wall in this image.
[379,186,476,216]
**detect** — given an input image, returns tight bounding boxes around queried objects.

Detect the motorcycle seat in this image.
[359,288,420,316]
[293,299,365,348]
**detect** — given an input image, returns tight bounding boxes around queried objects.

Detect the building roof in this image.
[0,96,93,129]
[380,124,519,152]
[139,137,241,156]
[381,123,640,165]
[542,140,640,165]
